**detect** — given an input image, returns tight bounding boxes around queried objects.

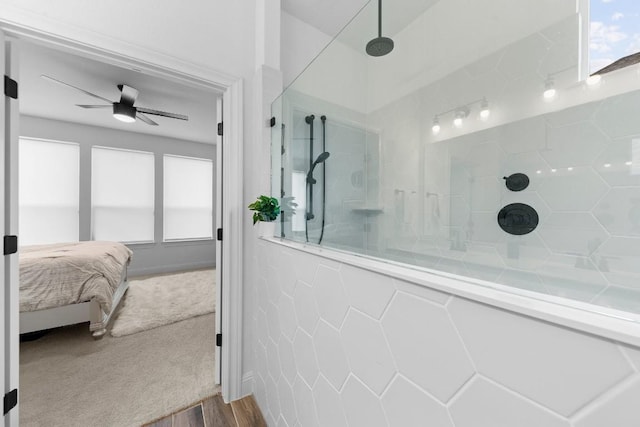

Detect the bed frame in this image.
[19,266,130,339]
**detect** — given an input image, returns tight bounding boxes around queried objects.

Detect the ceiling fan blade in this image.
[137,107,188,121]
[41,75,114,104]
[76,104,112,109]
[137,113,158,126]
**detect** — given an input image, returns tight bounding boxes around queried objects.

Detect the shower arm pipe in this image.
[377,0,382,37]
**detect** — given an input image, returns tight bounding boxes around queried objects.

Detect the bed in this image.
[19,241,133,338]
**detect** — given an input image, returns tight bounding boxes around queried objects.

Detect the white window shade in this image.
[19,138,79,246]
[92,147,155,242]
[163,155,213,240]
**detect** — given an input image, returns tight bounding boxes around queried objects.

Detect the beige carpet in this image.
[111,269,216,337]
[20,313,217,427]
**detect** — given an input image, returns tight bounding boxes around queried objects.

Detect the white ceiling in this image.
[281,0,440,41]
[19,41,220,145]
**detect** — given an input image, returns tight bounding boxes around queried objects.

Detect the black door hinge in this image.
[3,389,17,415]
[217,228,223,241]
[217,122,223,136]
[216,333,222,347]
[4,76,18,99]
[4,235,18,255]
[269,117,276,127]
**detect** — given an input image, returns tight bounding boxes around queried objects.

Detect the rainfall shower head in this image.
[307,151,330,184]
[366,0,394,57]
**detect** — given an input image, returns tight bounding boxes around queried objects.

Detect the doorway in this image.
[1,25,244,425]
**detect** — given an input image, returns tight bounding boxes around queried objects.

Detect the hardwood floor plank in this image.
[231,395,267,427]
[202,395,236,427]
[173,403,205,427]
[143,417,172,427]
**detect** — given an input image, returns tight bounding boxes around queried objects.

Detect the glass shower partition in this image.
[272,0,640,321]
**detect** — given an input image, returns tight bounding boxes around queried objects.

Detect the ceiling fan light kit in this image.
[41,74,188,126]
[112,103,137,123]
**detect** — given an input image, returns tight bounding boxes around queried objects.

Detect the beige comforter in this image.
[19,241,132,314]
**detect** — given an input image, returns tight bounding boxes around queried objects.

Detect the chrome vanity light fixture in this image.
[543,77,557,100]
[479,98,490,120]
[431,100,486,133]
[431,116,441,134]
[453,107,469,128]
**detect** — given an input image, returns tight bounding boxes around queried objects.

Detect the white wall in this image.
[250,239,640,427]
[20,115,216,276]
[280,12,332,88]
[0,0,256,81]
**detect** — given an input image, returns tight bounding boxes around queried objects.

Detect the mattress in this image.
[19,241,132,314]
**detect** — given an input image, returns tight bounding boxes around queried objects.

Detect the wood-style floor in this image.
[143,394,266,427]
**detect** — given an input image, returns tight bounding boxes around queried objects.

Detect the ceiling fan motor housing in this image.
[113,102,137,122]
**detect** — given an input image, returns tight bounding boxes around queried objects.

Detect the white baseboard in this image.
[241,371,254,398]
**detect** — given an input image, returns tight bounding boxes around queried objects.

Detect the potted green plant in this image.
[248,195,280,237]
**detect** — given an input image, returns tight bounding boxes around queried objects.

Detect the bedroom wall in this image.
[20,114,216,276]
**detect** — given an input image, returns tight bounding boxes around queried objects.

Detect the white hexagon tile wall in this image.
[249,240,640,427]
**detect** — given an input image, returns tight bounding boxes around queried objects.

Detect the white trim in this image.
[221,80,244,402]
[241,371,255,398]
[265,237,640,348]
[4,33,20,426]
[0,13,235,91]
[0,20,245,406]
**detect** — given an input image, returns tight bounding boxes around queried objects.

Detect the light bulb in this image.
[479,99,490,120]
[453,108,468,128]
[113,113,136,123]
[543,78,556,100]
[432,117,440,135]
[543,87,556,100]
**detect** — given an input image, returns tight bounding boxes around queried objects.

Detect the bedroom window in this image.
[163,155,213,241]
[19,138,80,246]
[92,146,155,243]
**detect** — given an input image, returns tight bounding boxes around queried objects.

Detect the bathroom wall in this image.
[250,239,640,427]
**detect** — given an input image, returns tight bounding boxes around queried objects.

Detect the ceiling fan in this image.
[41,75,188,126]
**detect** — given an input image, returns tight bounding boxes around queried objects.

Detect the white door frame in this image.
[2,30,20,427]
[0,20,245,408]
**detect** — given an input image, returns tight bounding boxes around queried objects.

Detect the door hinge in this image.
[216,333,222,347]
[4,75,18,99]
[217,228,223,241]
[217,122,223,136]
[3,389,18,415]
[4,235,18,255]
[269,116,276,127]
